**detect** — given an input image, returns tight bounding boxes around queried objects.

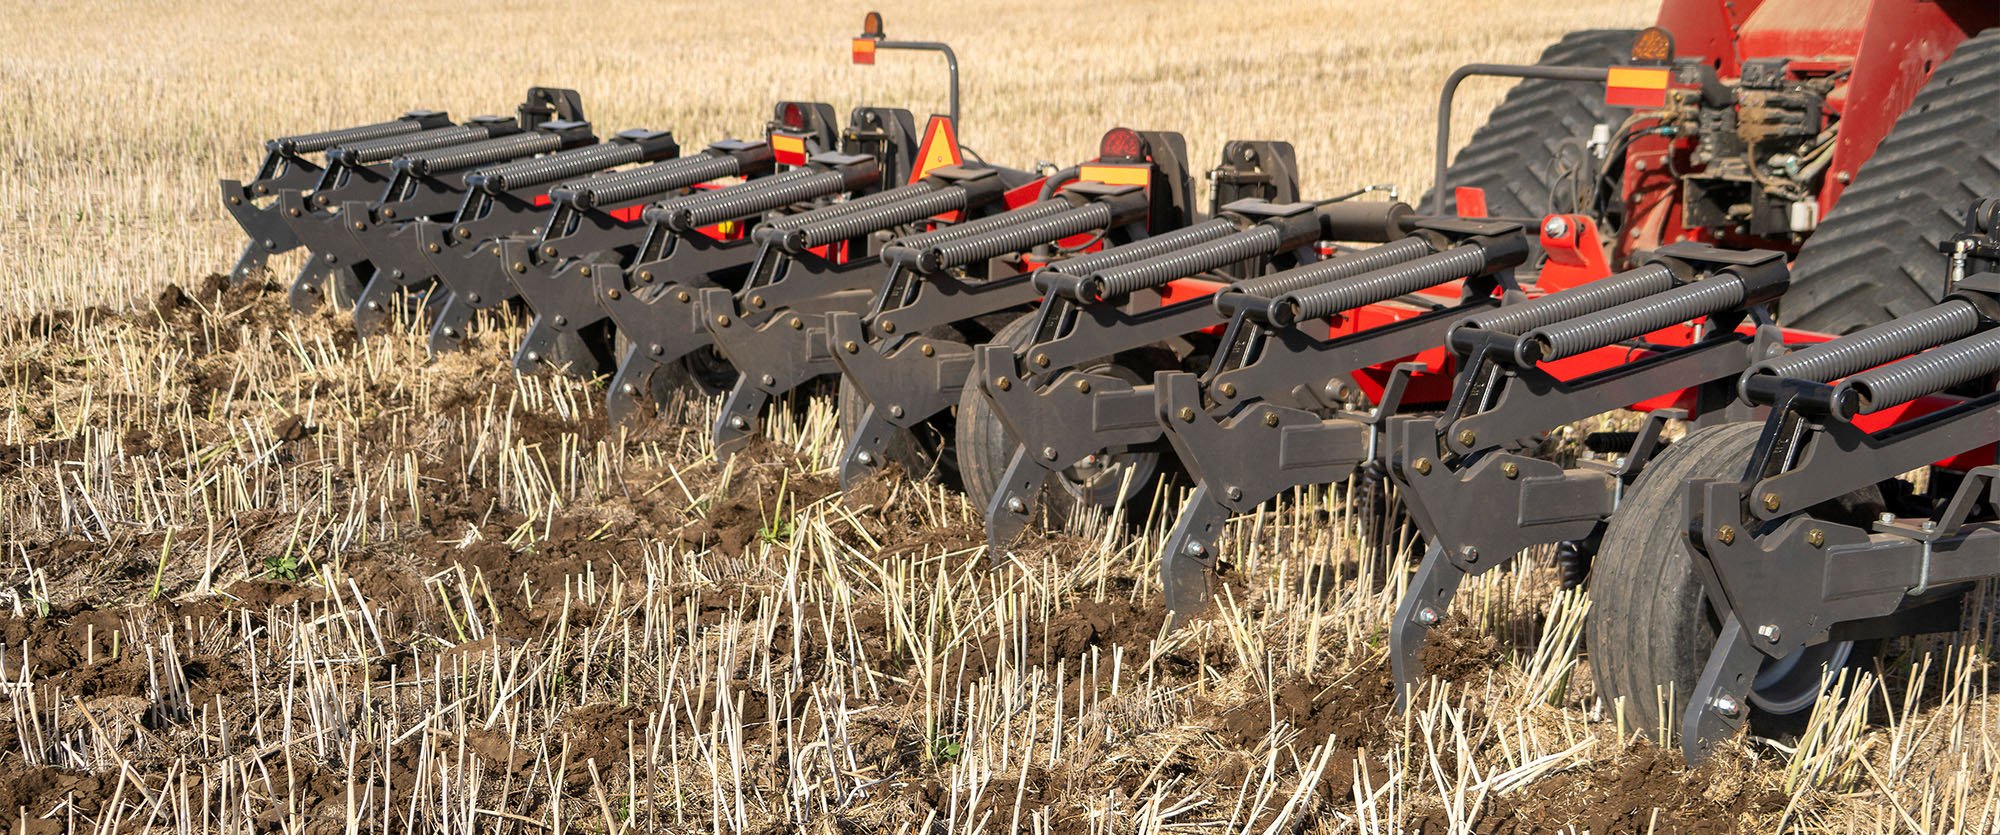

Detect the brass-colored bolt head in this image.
[879,320,896,334]
[1074,379,1091,394]
[1762,492,1781,512]
[1033,353,1050,368]
[606,288,623,300]
[1717,525,1737,545]
[715,315,732,328]
[1413,457,1433,476]
[544,246,558,257]
[353,221,366,231]
[457,227,471,238]
[289,207,302,217]
[1456,429,1477,447]
[229,196,242,205]
[380,208,395,219]
[512,262,527,273]
[790,318,804,330]
[579,266,592,278]
[1263,411,1280,427]
[1806,528,1826,548]
[1178,406,1196,423]
[639,271,655,283]
[1219,383,1237,398]
[675,290,691,303]
[920,344,934,357]
[750,295,766,308]
[1501,462,1519,479]
[843,340,860,354]
[428,243,441,253]
[995,376,1012,391]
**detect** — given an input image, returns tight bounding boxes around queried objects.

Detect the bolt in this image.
[761,374,776,386]
[1178,406,1196,423]
[544,246,558,258]
[730,416,750,430]
[442,327,457,338]
[390,269,404,280]
[1075,379,1092,394]
[229,196,242,205]
[553,315,567,327]
[366,301,381,311]
[457,227,471,239]
[1716,524,1737,545]
[856,451,875,465]
[880,321,896,333]
[1757,624,1782,644]
[1542,216,1569,239]
[1413,457,1433,476]
[289,207,301,217]
[580,266,592,278]
[1042,446,1058,461]
[649,344,663,356]
[1416,606,1440,626]
[676,290,692,303]
[622,383,639,395]
[920,344,934,357]
[640,271,656,283]
[1460,545,1479,563]
[995,376,1012,391]
[1762,492,1781,511]
[324,253,337,263]
[1219,383,1237,398]
[1226,486,1243,501]
[1263,411,1280,427]
[1923,520,1938,532]
[264,239,276,249]
[607,288,623,300]
[1878,512,1896,524]
[1006,496,1027,514]
[790,318,804,330]
[751,295,766,308]
[512,262,526,273]
[843,340,860,354]
[1501,462,1519,479]
[1182,540,1206,558]
[1033,353,1050,368]
[889,405,904,418]
[429,243,442,253]
[715,315,731,328]
[1708,694,1743,719]
[1807,528,1825,548]
[467,293,482,304]
[1456,429,1477,447]
[1836,171,1851,184]
[381,208,396,220]
[526,351,542,363]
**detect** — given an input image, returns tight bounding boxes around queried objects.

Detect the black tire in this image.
[1424,29,1638,219]
[956,314,1039,513]
[1784,28,2000,332]
[1588,423,1880,741]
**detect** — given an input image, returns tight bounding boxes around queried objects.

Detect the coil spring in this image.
[338,125,492,164]
[403,132,561,175]
[792,187,967,249]
[764,182,939,232]
[641,169,819,224]
[1233,236,1436,303]
[1046,218,1239,277]
[1755,300,1981,384]
[668,168,850,231]
[278,118,424,155]
[475,142,644,192]
[1460,263,1679,336]
[1525,274,1747,363]
[924,203,1115,272]
[1279,242,1487,322]
[896,199,1074,249]
[1087,226,1282,298]
[567,154,745,209]
[1839,327,2000,417]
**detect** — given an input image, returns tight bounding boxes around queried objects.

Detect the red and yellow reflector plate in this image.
[1078,163,1150,188]
[771,133,808,166]
[852,38,877,65]
[1605,66,1671,108]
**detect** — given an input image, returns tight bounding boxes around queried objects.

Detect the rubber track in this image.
[1784,28,2000,332]
[1423,29,1637,219]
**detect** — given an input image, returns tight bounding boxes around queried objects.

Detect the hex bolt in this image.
[365,301,381,311]
[1413,458,1433,476]
[1807,529,1825,548]
[1456,429,1477,447]
[729,416,750,430]
[1878,512,1896,524]
[790,318,804,330]
[1708,694,1744,719]
[607,288,623,300]
[994,377,1012,391]
[880,321,896,333]
[1542,216,1569,239]
[715,315,731,328]
[1226,486,1243,501]
[1263,411,1280,428]
[1757,624,1782,644]
[760,374,776,386]
[638,271,655,283]
[526,351,542,363]
[751,295,766,308]
[1501,462,1520,479]
[1460,545,1479,563]
[1219,383,1237,398]
[889,405,904,418]
[580,266,593,278]
[621,383,638,395]
[1416,606,1440,626]
[512,262,527,273]
[920,344,935,357]
[843,340,860,354]
[1716,525,1737,545]
[1006,496,1027,514]
[1762,492,1782,512]
[1042,446,1058,461]
[1182,540,1206,558]
[543,246,558,257]
[1034,353,1050,368]
[1178,406,1196,423]
[649,344,663,356]
[676,291,692,303]
[553,315,568,327]
[467,293,482,304]
[856,451,875,466]
[429,243,442,253]
[1074,379,1091,394]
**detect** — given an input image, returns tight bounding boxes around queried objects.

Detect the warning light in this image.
[1630,27,1675,65]
[861,11,884,37]
[781,102,806,130]
[1098,128,1146,163]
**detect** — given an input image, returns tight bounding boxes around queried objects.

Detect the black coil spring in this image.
[1839,327,2000,416]
[1460,263,1678,336]
[667,168,850,231]
[337,125,492,164]
[277,118,425,155]
[1277,242,1485,322]
[1045,219,1239,278]
[641,169,819,224]
[403,132,561,175]
[895,199,1073,250]
[475,142,644,192]
[1755,300,1981,384]
[923,203,1115,271]
[1524,275,1747,362]
[567,154,745,209]
[763,182,940,232]
[1087,225,1283,298]
[793,187,966,250]
[1234,236,1436,304]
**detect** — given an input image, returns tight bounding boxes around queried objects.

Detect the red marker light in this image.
[782,103,806,130]
[1098,127,1145,163]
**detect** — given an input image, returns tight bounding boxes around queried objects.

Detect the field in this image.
[3,1,1998,832]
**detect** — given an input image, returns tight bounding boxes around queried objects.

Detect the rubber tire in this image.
[1784,28,2000,332]
[1587,423,1879,741]
[1422,29,1638,219]
[956,313,1039,513]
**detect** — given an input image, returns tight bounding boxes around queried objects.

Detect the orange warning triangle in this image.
[909,115,963,182]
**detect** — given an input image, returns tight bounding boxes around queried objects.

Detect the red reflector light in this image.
[1098,128,1145,163]
[782,103,806,130]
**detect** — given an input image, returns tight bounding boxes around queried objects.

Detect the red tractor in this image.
[1437,0,1998,333]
